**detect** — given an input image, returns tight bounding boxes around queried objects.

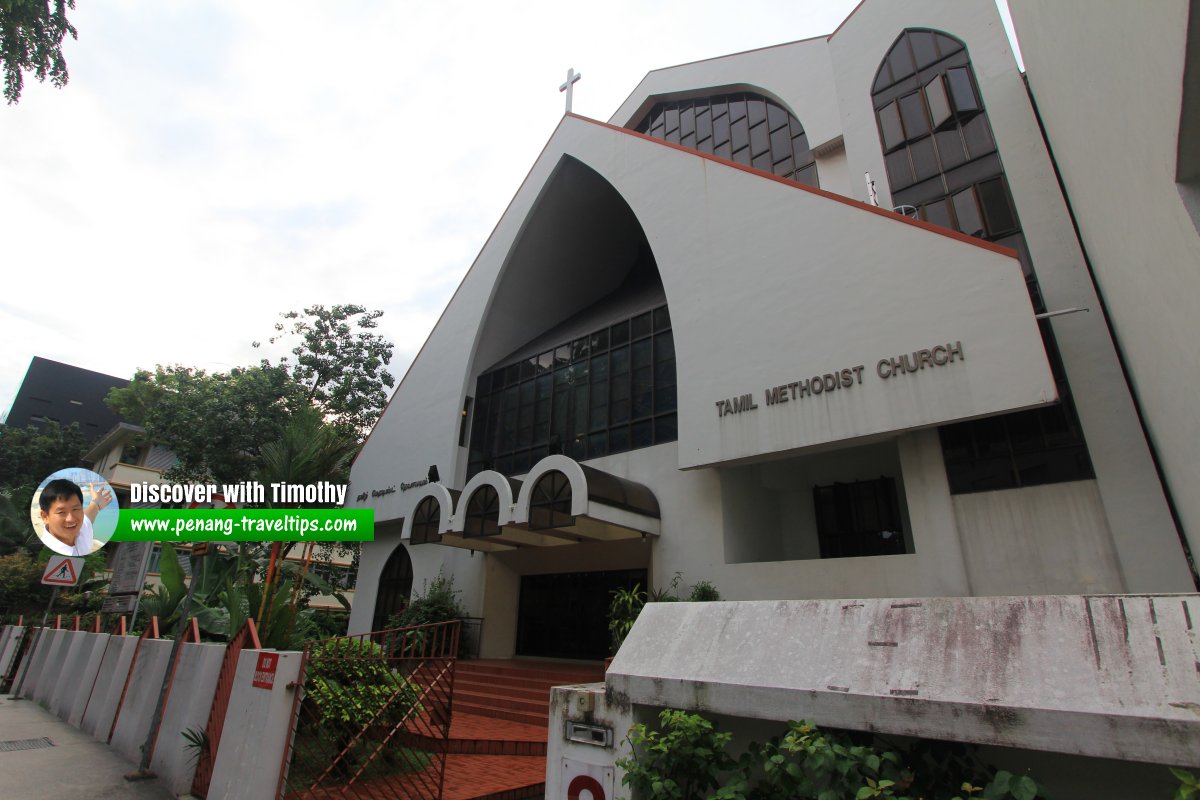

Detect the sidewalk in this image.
[0,694,173,799]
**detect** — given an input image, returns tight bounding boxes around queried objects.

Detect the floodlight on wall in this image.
[428,465,440,483]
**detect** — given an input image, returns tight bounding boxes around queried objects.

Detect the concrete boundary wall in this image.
[32,629,72,706]
[80,634,139,740]
[110,638,174,764]
[208,649,304,800]
[5,624,290,799]
[0,624,25,677]
[150,641,226,796]
[19,628,62,701]
[49,631,106,720]
[67,632,114,727]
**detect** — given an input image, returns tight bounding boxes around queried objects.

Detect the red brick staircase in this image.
[441,659,606,800]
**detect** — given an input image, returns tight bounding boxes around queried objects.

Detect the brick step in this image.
[367,753,544,800]
[457,659,604,683]
[399,732,547,757]
[454,688,547,716]
[454,677,561,700]
[444,754,545,800]
[456,672,600,693]
[454,700,548,728]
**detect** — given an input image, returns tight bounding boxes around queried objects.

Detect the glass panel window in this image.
[925,75,952,129]
[873,30,1096,497]
[468,305,677,479]
[909,136,939,182]
[898,92,930,140]
[946,67,980,114]
[977,178,1017,235]
[921,198,952,229]
[885,148,915,189]
[961,114,996,159]
[636,91,817,187]
[750,123,769,157]
[909,31,939,69]
[878,101,905,152]
[951,187,984,236]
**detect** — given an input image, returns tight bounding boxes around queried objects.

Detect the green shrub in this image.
[617,711,1046,800]
[688,580,721,602]
[385,571,466,629]
[306,638,422,731]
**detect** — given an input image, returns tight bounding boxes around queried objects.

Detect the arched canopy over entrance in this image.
[515,455,660,541]
[433,456,660,553]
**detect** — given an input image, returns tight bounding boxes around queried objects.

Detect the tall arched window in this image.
[635,91,818,186]
[371,544,413,632]
[872,30,1095,494]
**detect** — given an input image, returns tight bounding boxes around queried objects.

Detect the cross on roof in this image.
[559,68,581,113]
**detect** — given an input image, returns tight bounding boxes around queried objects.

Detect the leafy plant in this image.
[688,581,721,602]
[648,572,685,602]
[619,709,737,800]
[306,638,422,731]
[608,583,646,655]
[617,711,1046,800]
[1173,768,1200,800]
[181,726,209,767]
[386,571,466,629]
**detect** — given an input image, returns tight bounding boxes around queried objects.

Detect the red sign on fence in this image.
[253,652,278,690]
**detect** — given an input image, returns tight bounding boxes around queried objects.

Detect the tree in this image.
[0,421,89,555]
[1,0,77,104]
[105,364,307,485]
[252,406,359,636]
[255,305,395,438]
[0,420,89,492]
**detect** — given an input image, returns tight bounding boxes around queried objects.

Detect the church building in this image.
[346,0,1198,660]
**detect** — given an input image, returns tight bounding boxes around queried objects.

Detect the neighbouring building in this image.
[3,356,128,441]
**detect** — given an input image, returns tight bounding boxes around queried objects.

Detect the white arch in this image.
[513,454,590,523]
[400,483,457,540]
[450,469,521,532]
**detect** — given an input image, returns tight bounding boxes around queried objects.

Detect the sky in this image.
[0,1,1021,422]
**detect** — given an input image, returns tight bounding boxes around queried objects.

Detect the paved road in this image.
[0,694,174,799]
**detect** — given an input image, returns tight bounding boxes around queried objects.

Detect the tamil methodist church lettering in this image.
[715,341,964,419]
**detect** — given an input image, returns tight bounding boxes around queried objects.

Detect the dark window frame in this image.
[634,91,819,188]
[813,477,908,559]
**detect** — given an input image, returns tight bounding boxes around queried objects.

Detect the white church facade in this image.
[346,0,1198,662]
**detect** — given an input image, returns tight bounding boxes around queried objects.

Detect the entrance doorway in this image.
[515,568,646,660]
[371,543,413,632]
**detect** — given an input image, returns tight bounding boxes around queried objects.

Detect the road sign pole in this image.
[40,587,59,628]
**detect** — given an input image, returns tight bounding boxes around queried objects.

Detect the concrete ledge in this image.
[607,595,1200,766]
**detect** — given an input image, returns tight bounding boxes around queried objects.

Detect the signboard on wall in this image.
[253,652,279,690]
[560,758,614,800]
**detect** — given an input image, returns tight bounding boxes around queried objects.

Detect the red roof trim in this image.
[567,113,1018,259]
